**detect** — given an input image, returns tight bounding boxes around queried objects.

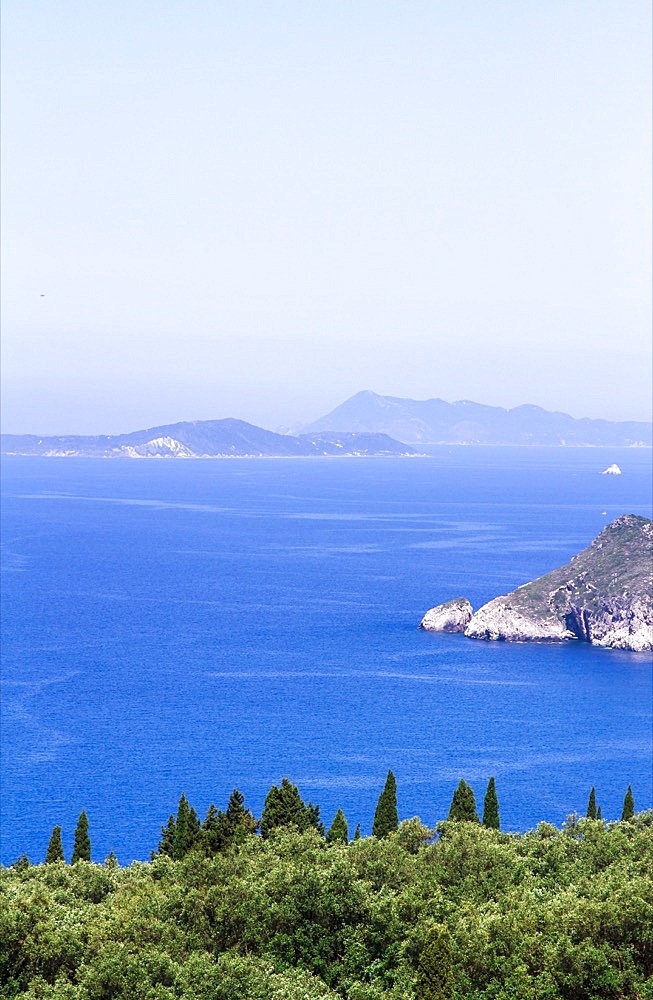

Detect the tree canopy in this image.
[3,809,652,999]
[416,923,455,1000]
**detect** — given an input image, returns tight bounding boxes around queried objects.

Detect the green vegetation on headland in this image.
[3,776,651,999]
[422,515,653,651]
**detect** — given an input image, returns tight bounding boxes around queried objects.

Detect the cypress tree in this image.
[306,802,325,837]
[200,790,258,855]
[45,825,65,863]
[416,923,455,1000]
[260,777,318,838]
[199,803,222,855]
[326,809,349,845]
[188,805,201,846]
[155,814,176,857]
[586,787,597,820]
[353,823,362,841]
[223,788,257,844]
[173,792,197,859]
[71,810,91,863]
[596,804,602,821]
[226,788,246,817]
[447,779,479,823]
[372,770,399,838]
[621,785,635,821]
[225,788,248,829]
[104,851,118,868]
[482,777,500,829]
[13,854,30,872]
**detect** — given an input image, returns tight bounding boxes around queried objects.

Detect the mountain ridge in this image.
[301,390,652,446]
[0,418,417,459]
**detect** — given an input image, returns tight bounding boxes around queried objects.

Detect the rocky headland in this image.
[420,515,653,652]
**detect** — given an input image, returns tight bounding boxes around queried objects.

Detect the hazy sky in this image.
[2,1,651,434]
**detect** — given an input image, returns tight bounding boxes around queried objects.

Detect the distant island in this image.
[421,514,653,652]
[0,419,416,459]
[4,392,651,455]
[302,390,652,446]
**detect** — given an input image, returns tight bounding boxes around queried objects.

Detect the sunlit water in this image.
[1,448,651,864]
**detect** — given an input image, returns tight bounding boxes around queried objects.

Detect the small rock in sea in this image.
[420,597,473,633]
[601,464,622,475]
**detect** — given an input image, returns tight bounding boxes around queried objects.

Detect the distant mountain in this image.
[0,419,417,458]
[302,391,652,447]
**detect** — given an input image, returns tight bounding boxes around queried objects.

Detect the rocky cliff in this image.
[421,515,653,652]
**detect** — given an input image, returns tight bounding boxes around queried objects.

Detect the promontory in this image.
[421,514,653,652]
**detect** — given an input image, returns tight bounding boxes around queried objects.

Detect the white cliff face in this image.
[117,437,195,458]
[464,601,575,643]
[464,597,653,651]
[567,599,653,652]
[602,464,622,475]
[420,598,473,633]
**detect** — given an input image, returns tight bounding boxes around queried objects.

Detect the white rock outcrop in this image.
[118,437,195,458]
[464,602,574,643]
[464,596,653,651]
[601,464,622,475]
[420,598,474,633]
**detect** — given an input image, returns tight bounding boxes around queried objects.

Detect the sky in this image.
[2,0,651,434]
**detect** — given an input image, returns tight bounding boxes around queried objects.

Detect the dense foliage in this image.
[2,806,652,999]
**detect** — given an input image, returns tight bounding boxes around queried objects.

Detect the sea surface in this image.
[1,448,652,865]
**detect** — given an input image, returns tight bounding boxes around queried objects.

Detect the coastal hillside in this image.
[303,390,653,446]
[3,808,652,999]
[0,420,416,458]
[423,515,653,651]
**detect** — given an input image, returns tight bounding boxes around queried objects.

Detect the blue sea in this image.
[1,448,651,865]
